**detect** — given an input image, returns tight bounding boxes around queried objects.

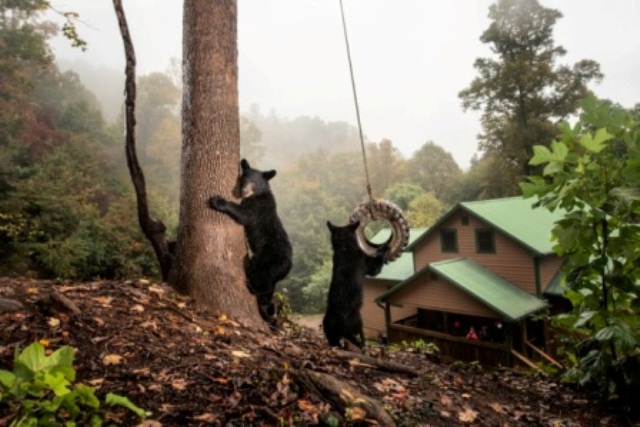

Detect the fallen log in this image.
[334,349,419,377]
[295,369,396,427]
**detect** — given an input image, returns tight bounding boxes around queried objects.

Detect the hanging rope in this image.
[339,0,373,204]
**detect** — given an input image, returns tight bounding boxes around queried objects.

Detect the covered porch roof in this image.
[376,258,549,322]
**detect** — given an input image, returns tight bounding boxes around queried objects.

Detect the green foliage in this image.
[384,182,425,211]
[406,192,445,228]
[460,0,602,196]
[521,95,640,414]
[389,339,440,356]
[405,141,462,205]
[0,342,147,426]
[301,259,332,314]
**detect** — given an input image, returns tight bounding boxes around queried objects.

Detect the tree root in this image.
[295,369,396,426]
[334,349,419,377]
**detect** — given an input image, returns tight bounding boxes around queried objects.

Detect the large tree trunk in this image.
[169,0,264,329]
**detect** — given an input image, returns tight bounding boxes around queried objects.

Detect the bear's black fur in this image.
[208,159,292,321]
[322,221,388,349]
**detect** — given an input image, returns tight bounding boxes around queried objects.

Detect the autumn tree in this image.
[366,139,407,196]
[459,0,602,196]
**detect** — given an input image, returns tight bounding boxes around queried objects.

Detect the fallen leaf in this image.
[458,407,478,423]
[298,399,318,413]
[136,420,162,427]
[140,320,157,330]
[95,296,113,306]
[87,378,104,387]
[26,287,39,295]
[440,393,453,406]
[47,317,60,328]
[231,350,250,358]
[130,304,145,313]
[489,402,505,414]
[193,413,216,422]
[148,284,165,295]
[38,338,50,347]
[102,354,123,365]
[133,367,151,376]
[171,378,188,390]
[345,406,366,421]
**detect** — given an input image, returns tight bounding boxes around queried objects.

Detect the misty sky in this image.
[49,1,640,169]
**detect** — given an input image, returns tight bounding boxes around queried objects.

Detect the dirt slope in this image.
[0,278,630,426]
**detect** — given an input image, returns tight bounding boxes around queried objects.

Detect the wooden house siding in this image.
[413,210,538,294]
[540,255,564,288]
[387,275,500,320]
[362,280,414,339]
[362,281,387,338]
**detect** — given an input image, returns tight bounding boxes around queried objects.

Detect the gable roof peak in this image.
[409,196,565,255]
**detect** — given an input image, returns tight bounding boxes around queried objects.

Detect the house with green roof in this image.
[363,197,568,367]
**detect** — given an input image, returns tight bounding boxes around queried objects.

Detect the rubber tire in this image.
[349,199,410,263]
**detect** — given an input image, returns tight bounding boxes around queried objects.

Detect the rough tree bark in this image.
[168,0,264,328]
[114,0,264,328]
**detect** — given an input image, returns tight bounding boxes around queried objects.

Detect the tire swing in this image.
[339,0,410,263]
[349,199,410,263]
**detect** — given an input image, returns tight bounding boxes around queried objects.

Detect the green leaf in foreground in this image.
[106,392,149,419]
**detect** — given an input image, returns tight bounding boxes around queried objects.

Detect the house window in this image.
[440,228,458,253]
[461,215,469,226]
[476,228,495,253]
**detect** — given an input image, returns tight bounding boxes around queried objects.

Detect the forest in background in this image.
[1,0,636,314]
[3,19,476,314]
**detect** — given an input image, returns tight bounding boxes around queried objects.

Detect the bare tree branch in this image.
[112,0,173,281]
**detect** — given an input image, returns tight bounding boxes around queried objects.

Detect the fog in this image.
[49,0,640,169]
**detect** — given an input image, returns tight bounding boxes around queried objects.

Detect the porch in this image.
[386,310,558,369]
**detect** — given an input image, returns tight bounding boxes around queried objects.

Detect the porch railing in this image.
[388,323,511,367]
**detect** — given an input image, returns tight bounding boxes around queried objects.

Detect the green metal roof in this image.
[408,197,565,255]
[368,228,427,281]
[376,258,548,322]
[370,227,428,247]
[460,197,565,255]
[430,258,548,321]
[371,252,415,281]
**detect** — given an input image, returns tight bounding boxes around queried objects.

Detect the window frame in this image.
[440,228,458,253]
[475,228,496,254]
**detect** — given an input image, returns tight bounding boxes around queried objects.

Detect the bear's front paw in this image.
[208,195,227,210]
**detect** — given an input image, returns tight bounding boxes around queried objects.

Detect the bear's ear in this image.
[263,170,276,181]
[326,221,335,231]
[348,221,360,231]
[240,159,250,171]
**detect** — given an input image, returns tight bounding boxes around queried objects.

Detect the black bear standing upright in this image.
[208,159,292,320]
[322,221,388,349]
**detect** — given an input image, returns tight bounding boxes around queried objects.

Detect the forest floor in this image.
[0,277,636,427]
